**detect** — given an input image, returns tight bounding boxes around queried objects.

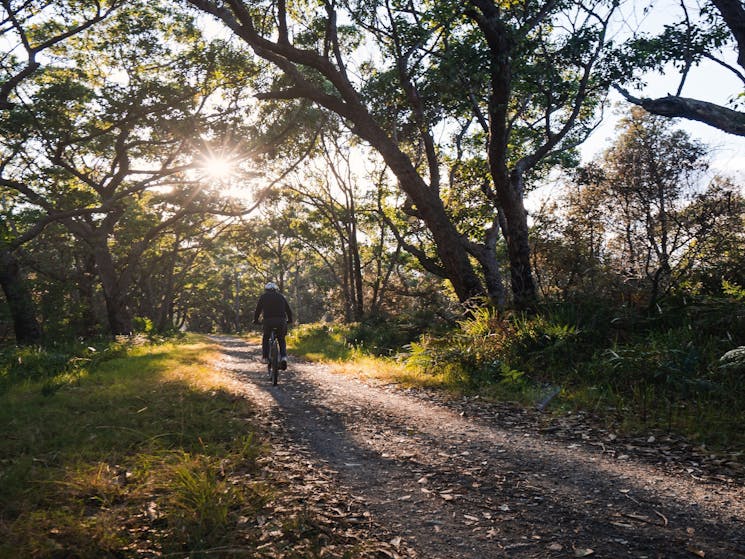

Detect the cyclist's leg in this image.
[277,323,288,359]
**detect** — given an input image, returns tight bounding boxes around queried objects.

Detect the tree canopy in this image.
[0,0,744,344]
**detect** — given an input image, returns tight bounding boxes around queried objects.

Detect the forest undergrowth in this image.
[288,295,745,453]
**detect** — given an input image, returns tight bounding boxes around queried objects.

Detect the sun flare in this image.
[201,156,234,179]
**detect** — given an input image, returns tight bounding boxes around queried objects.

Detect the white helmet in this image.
[264,282,278,290]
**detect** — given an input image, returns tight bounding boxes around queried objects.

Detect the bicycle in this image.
[267,327,280,385]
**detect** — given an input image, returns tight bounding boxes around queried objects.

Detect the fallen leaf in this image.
[574,548,594,557]
[686,545,705,557]
[549,543,563,551]
[146,501,159,520]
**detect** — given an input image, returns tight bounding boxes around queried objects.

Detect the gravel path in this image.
[213,336,745,559]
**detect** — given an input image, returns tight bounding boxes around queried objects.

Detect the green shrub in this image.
[397,297,745,447]
[0,340,129,393]
[132,316,154,334]
[287,323,353,360]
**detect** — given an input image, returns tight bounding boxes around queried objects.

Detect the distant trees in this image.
[0,0,126,344]
[1,1,259,341]
[533,109,745,307]
[3,0,745,345]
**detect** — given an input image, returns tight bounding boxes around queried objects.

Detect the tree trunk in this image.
[476,7,537,309]
[348,218,365,321]
[0,250,43,345]
[501,175,536,308]
[89,238,133,336]
[357,123,485,302]
[466,224,506,308]
[76,252,100,337]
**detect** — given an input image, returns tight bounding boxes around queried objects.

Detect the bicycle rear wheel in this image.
[269,337,279,385]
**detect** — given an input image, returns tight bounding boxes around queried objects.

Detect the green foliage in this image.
[398,297,745,448]
[722,280,745,302]
[403,306,585,388]
[0,340,129,392]
[288,316,435,361]
[132,316,154,334]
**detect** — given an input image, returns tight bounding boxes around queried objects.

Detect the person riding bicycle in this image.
[253,282,293,369]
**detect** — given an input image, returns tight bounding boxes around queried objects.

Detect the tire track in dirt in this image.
[213,336,745,559]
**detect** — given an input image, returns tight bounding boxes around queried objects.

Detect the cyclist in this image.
[253,282,293,369]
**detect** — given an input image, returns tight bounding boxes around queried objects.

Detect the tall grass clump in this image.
[288,323,355,360]
[0,340,132,395]
[288,315,433,361]
[401,306,585,402]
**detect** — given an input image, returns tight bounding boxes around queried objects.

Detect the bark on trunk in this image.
[615,87,745,137]
[0,250,43,345]
[76,253,100,337]
[348,218,364,322]
[476,6,538,309]
[501,175,536,308]
[466,223,506,308]
[90,239,133,336]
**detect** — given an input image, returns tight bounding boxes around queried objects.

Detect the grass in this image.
[0,336,268,558]
[288,323,531,402]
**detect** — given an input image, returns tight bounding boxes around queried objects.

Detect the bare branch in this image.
[615,85,745,137]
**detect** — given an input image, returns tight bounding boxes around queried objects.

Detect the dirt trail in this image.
[213,336,745,559]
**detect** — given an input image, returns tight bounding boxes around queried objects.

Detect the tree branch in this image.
[614,85,745,136]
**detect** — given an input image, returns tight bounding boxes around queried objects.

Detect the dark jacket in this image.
[254,290,293,324]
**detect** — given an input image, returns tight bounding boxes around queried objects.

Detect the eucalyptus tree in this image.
[0,199,43,344]
[183,0,623,309]
[131,215,223,332]
[1,1,259,336]
[0,0,124,110]
[530,172,610,300]
[1,0,125,344]
[615,0,745,136]
[279,129,370,321]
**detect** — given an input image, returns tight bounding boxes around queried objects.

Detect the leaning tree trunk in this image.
[0,250,43,345]
[357,122,486,303]
[466,221,507,308]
